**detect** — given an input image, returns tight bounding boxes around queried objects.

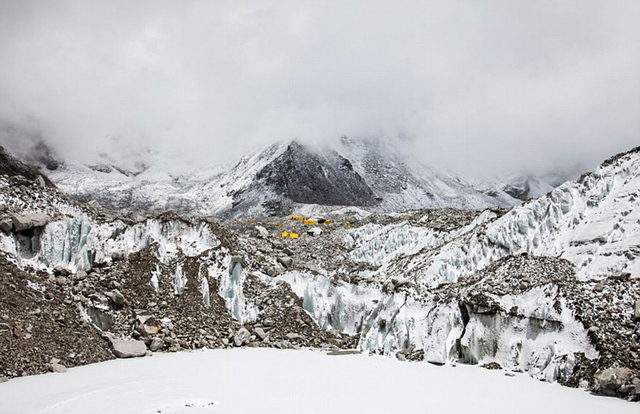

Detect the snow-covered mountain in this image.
[38,138,554,217]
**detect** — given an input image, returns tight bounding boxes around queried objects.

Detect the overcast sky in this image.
[0,0,638,176]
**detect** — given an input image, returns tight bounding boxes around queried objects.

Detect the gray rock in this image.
[11,212,51,232]
[88,293,109,306]
[110,337,147,358]
[595,367,634,392]
[0,376,8,383]
[594,281,604,292]
[254,327,267,341]
[634,299,640,322]
[135,313,162,337]
[149,337,164,352]
[72,271,88,282]
[105,290,125,309]
[53,265,71,277]
[49,363,67,373]
[0,218,13,233]
[36,175,46,189]
[255,225,269,238]
[234,328,251,347]
[277,255,293,269]
[286,332,301,340]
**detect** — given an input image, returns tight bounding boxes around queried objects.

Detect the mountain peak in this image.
[254,140,379,208]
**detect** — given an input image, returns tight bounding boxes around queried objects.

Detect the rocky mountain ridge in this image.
[29,138,570,218]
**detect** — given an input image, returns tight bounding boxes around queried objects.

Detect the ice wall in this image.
[345,210,497,268]
[0,214,220,273]
[278,272,596,383]
[217,257,258,323]
[402,151,640,286]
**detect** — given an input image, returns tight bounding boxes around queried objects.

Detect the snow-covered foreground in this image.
[0,349,636,414]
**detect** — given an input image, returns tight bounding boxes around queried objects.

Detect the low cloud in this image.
[0,0,638,175]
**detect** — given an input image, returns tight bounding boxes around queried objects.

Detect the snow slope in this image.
[0,348,635,414]
[45,139,526,217]
[337,136,519,210]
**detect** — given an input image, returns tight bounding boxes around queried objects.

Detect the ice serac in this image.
[5,214,219,273]
[277,270,596,383]
[218,256,258,323]
[422,146,640,285]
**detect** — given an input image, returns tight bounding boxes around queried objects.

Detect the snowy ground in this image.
[0,349,636,414]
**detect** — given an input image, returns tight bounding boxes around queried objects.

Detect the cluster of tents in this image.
[280,215,342,239]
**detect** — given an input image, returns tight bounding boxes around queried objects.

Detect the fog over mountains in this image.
[1,0,639,177]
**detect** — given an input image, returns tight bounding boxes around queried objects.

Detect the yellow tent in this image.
[289,233,299,239]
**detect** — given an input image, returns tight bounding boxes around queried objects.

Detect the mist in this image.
[0,0,638,176]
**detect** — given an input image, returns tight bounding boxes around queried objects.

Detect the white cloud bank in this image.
[0,0,638,175]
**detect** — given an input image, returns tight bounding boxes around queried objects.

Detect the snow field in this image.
[0,348,636,414]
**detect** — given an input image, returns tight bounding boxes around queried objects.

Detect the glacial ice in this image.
[344,150,640,288]
[276,271,596,383]
[1,215,220,273]
[217,257,258,323]
[173,264,186,295]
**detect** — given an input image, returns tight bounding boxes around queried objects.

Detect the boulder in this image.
[149,337,164,352]
[11,213,51,232]
[135,313,162,337]
[0,218,13,233]
[634,299,640,322]
[109,337,147,358]
[595,367,634,392]
[53,265,71,277]
[234,328,251,347]
[49,363,67,373]
[277,255,293,269]
[105,290,125,309]
[0,376,8,383]
[254,327,267,341]
[72,271,88,282]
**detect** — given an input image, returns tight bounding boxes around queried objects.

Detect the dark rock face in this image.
[0,146,53,186]
[256,142,379,207]
[502,179,531,201]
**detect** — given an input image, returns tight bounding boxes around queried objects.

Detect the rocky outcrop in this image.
[255,142,379,207]
[0,146,54,186]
